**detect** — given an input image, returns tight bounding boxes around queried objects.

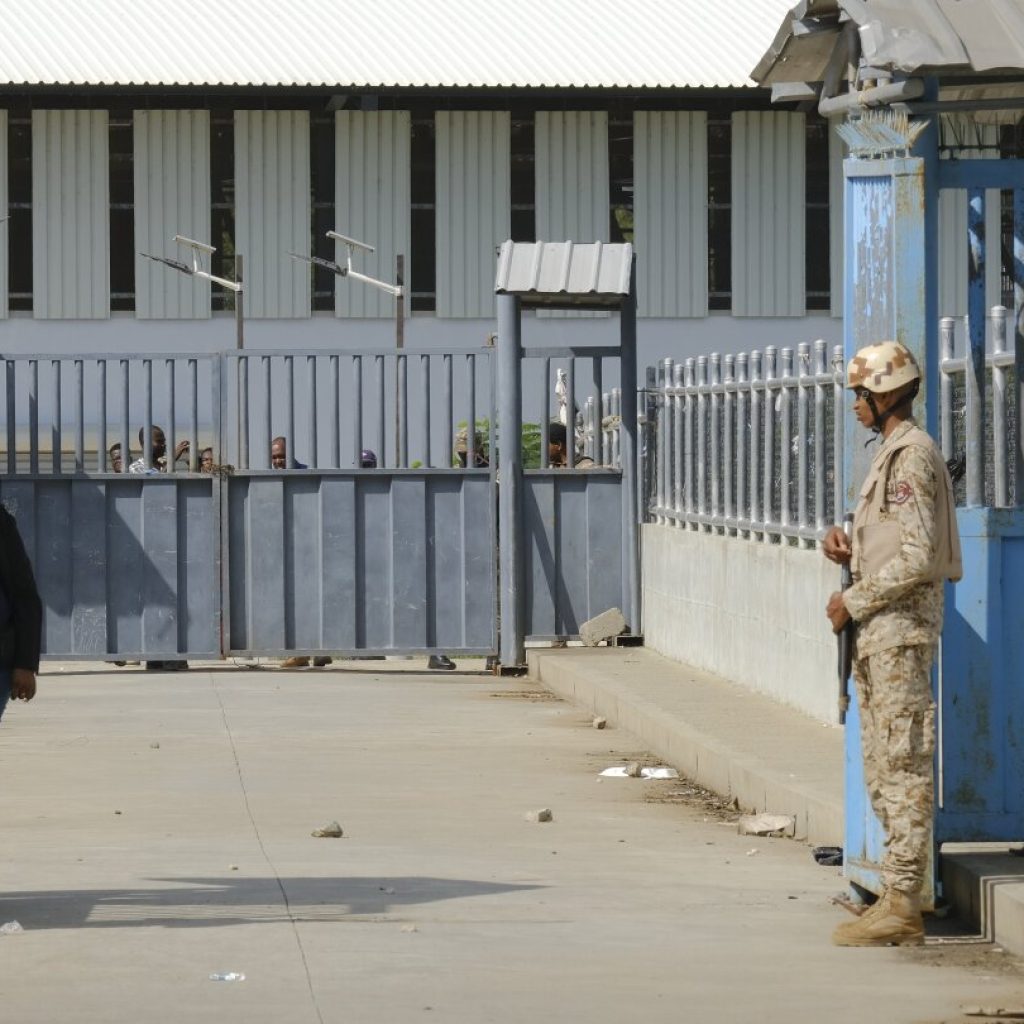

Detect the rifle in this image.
[837,512,855,725]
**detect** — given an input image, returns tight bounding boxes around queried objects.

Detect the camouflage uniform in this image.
[843,419,949,894]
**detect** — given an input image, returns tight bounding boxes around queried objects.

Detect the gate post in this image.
[620,258,640,634]
[497,293,525,667]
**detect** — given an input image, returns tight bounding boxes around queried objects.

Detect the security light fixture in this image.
[140,234,242,293]
[288,229,403,299]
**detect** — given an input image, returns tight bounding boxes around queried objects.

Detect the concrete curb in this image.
[527,647,844,847]
[941,848,1024,955]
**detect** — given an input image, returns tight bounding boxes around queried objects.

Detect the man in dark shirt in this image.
[0,504,42,722]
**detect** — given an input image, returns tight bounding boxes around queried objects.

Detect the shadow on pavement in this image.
[0,875,544,930]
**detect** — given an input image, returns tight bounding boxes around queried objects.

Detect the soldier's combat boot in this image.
[831,889,924,946]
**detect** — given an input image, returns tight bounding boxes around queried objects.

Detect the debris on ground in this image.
[746,848,760,856]
[736,813,796,838]
[961,1006,1024,1018]
[812,845,844,866]
[311,821,344,838]
[400,924,418,933]
[209,972,245,982]
[830,892,868,917]
[600,765,680,780]
[525,808,553,822]
[0,921,24,934]
[579,607,627,647]
[592,717,607,730]
[149,742,160,749]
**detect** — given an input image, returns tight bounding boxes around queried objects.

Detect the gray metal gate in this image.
[0,347,498,661]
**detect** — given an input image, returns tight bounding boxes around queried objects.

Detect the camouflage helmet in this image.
[846,341,921,394]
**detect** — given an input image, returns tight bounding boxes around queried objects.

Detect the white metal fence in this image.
[643,306,1021,545]
[644,339,844,547]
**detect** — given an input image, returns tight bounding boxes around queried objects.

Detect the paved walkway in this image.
[0,661,1021,1023]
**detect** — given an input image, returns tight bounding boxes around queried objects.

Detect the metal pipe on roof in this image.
[818,77,925,116]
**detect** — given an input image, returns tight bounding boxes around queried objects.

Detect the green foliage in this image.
[454,418,543,468]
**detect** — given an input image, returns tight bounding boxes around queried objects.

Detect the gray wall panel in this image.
[0,110,7,318]
[461,476,496,649]
[320,478,358,649]
[391,477,428,647]
[70,481,108,653]
[239,478,288,649]
[523,472,623,636]
[134,110,212,319]
[140,481,179,653]
[32,110,109,319]
[107,482,145,653]
[35,481,73,653]
[287,480,323,649]
[634,111,708,318]
[732,111,805,317]
[335,111,411,319]
[178,479,218,655]
[359,479,394,648]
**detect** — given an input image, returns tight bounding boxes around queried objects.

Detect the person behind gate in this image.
[822,340,961,948]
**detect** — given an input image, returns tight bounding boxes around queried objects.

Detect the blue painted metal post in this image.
[620,259,640,634]
[497,293,524,667]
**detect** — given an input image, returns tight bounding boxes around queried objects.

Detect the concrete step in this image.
[526,646,844,847]
[527,646,1024,953]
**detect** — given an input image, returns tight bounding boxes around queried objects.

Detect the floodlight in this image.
[326,231,375,254]
[140,252,194,275]
[288,229,403,299]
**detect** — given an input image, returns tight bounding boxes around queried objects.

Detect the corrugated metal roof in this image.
[495,241,633,307]
[0,0,793,90]
[754,0,1024,85]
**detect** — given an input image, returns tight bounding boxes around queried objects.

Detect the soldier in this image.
[822,340,961,947]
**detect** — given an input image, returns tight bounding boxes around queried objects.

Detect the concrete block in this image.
[579,607,627,647]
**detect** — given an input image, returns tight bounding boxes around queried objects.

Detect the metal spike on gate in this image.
[836,110,928,159]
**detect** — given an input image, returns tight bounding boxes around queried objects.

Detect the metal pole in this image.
[939,318,955,460]
[1015,187,1024,505]
[395,254,405,466]
[235,253,244,350]
[497,293,524,667]
[620,260,640,634]
[992,306,1009,507]
[966,189,986,507]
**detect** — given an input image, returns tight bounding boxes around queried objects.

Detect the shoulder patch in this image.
[890,480,914,505]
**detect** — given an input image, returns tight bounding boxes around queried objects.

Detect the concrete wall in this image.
[642,523,839,724]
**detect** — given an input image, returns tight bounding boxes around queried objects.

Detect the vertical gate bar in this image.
[143,358,153,470]
[992,306,1009,507]
[397,353,408,468]
[189,359,199,472]
[29,360,39,474]
[285,355,295,470]
[497,293,524,666]
[566,358,576,463]
[660,359,672,520]
[583,397,594,459]
[655,362,666,521]
[832,345,844,520]
[375,355,385,469]
[642,366,657,518]
[939,317,955,460]
[443,353,453,468]
[166,358,176,474]
[736,353,748,535]
[420,353,431,467]
[467,353,477,468]
[966,188,986,507]
[750,350,762,535]
[330,354,341,469]
[5,360,14,475]
[797,343,810,545]
[541,357,551,469]
[684,359,695,521]
[237,356,250,471]
[118,358,129,477]
[593,358,603,463]
[672,362,684,522]
[601,391,610,465]
[98,360,107,472]
[763,346,777,542]
[618,260,640,634]
[212,354,227,656]
[74,359,84,472]
[1015,186,1024,505]
[723,354,735,532]
[814,340,826,536]
[52,359,63,474]
[710,353,721,529]
[260,355,271,470]
[780,347,793,538]
[696,355,708,524]
[612,388,621,468]
[307,355,318,470]
[351,355,362,467]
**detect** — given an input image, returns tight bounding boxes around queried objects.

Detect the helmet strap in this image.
[867,381,919,434]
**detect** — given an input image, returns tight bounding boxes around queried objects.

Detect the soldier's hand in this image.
[822,525,851,565]
[826,592,851,634]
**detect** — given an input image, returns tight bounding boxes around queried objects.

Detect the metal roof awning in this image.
[756,0,1024,83]
[494,241,634,311]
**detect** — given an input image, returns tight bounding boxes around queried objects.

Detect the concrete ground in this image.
[0,661,1021,1024]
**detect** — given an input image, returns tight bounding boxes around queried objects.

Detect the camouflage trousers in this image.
[852,643,937,895]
